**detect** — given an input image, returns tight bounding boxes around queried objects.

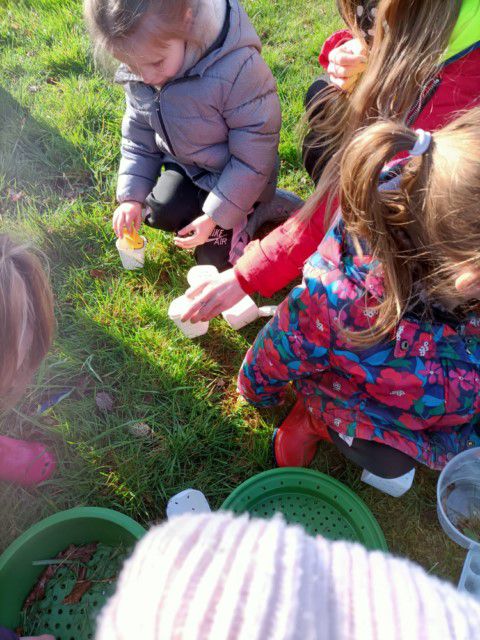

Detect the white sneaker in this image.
[246,189,304,238]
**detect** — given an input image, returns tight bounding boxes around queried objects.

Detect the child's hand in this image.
[327,38,367,92]
[455,269,480,299]
[113,201,143,238]
[181,268,245,322]
[174,214,216,250]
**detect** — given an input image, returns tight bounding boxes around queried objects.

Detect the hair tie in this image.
[410,129,432,157]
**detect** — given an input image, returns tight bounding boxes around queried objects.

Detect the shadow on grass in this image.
[0,86,91,198]
[0,298,271,547]
[0,206,272,549]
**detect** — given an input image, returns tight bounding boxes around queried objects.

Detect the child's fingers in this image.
[330,75,357,92]
[181,291,221,323]
[185,282,209,299]
[329,50,366,68]
[328,61,365,80]
[125,213,138,233]
[113,215,124,238]
[174,235,198,249]
[177,222,195,237]
[327,62,350,80]
[180,296,206,322]
[195,299,224,322]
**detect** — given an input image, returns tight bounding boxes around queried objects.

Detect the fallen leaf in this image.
[95,391,114,412]
[8,189,25,202]
[89,268,107,280]
[63,580,93,605]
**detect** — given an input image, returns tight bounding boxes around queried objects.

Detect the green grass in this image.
[0,0,464,583]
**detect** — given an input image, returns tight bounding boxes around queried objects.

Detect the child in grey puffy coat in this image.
[85,0,299,270]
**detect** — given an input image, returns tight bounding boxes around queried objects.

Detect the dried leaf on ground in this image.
[89,268,107,280]
[95,391,114,412]
[63,580,93,604]
[8,189,25,202]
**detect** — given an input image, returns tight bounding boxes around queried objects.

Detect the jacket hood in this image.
[183,0,261,76]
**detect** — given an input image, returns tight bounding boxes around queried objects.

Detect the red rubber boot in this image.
[273,398,331,467]
[0,435,56,487]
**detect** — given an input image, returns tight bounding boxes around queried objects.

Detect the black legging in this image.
[328,428,416,478]
[302,76,331,185]
[144,163,233,271]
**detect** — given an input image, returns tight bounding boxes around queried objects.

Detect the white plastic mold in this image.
[166,489,212,519]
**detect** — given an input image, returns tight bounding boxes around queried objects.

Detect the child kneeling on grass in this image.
[0,235,56,639]
[238,109,480,477]
[84,0,301,272]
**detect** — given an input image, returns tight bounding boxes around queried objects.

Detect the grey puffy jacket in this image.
[115,0,281,229]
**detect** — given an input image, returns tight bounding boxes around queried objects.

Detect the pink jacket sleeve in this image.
[234,196,335,298]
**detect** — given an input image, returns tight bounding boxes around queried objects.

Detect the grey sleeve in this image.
[202,52,281,229]
[116,93,164,203]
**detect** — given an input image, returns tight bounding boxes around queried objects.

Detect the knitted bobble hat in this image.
[96,512,480,640]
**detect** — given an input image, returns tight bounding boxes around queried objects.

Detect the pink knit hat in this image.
[96,512,480,640]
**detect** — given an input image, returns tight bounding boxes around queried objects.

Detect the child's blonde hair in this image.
[84,0,193,56]
[302,0,461,219]
[0,235,55,408]
[339,108,480,346]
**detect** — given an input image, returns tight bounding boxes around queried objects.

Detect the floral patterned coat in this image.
[238,219,480,470]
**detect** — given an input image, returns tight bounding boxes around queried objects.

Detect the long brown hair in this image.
[339,108,480,346]
[0,235,55,408]
[302,0,461,221]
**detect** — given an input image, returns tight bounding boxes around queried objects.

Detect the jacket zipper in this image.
[154,75,200,157]
[407,77,441,126]
[156,95,175,156]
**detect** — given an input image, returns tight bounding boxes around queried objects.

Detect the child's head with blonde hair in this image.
[0,235,55,408]
[84,0,195,84]
[84,0,193,51]
[339,107,480,346]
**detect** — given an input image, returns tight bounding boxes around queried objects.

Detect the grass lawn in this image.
[0,0,463,582]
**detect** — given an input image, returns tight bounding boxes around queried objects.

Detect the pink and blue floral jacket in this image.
[238,220,480,469]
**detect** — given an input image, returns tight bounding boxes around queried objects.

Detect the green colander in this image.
[0,506,146,637]
[221,468,387,551]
